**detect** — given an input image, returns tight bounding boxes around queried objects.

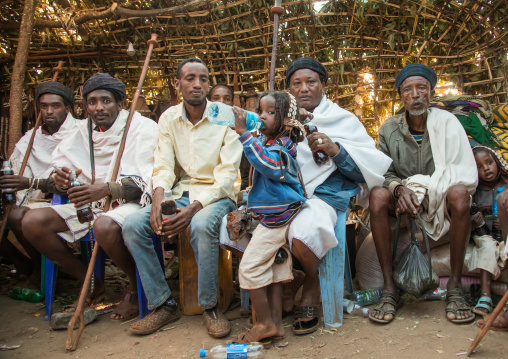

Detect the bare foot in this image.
[478,311,508,331]
[63,279,105,313]
[282,270,305,314]
[233,322,278,344]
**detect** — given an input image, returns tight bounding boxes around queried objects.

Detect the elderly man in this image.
[122,58,241,337]
[22,73,158,321]
[369,64,477,325]
[0,82,76,286]
[221,57,391,335]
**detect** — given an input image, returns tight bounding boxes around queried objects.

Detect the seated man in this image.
[123,58,241,337]
[208,83,234,106]
[221,57,392,335]
[0,82,76,286]
[369,63,478,324]
[22,73,158,321]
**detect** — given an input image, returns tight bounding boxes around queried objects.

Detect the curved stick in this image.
[65,33,158,351]
[466,289,508,356]
[0,61,64,246]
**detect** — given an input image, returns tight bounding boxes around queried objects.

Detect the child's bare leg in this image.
[474,269,493,316]
[480,270,491,296]
[247,287,278,340]
[267,283,284,337]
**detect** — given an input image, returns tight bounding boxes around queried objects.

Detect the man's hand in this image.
[150,187,165,234]
[68,183,110,207]
[497,190,508,214]
[299,108,313,123]
[161,201,203,238]
[232,106,248,136]
[471,212,484,229]
[395,186,421,216]
[55,166,82,190]
[307,132,340,157]
[0,175,30,192]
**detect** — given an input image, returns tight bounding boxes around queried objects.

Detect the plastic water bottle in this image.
[207,102,264,131]
[10,287,45,303]
[492,187,505,241]
[349,288,383,306]
[1,161,16,205]
[422,288,446,300]
[199,343,264,358]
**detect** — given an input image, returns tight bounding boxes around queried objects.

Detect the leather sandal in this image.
[292,305,320,335]
[445,288,475,324]
[110,290,139,321]
[473,295,493,317]
[232,330,272,349]
[369,291,402,324]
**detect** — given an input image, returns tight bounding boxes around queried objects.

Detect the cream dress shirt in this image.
[151,101,242,208]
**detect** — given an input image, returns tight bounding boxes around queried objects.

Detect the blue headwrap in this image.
[286,57,328,86]
[36,82,74,106]
[395,64,437,94]
[82,73,127,101]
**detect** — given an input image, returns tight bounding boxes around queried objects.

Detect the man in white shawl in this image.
[22,73,158,322]
[369,64,477,325]
[220,57,392,335]
[0,81,76,286]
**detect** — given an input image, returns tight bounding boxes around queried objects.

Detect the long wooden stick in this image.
[466,289,508,356]
[0,61,64,246]
[269,0,283,91]
[65,33,158,351]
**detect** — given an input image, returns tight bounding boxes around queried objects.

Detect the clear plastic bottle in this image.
[161,189,177,221]
[199,343,264,358]
[68,171,94,224]
[422,288,446,300]
[207,102,264,131]
[10,287,45,303]
[1,161,16,205]
[349,288,383,306]
[491,187,505,241]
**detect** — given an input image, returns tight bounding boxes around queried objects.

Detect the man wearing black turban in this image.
[369,63,476,325]
[0,81,76,287]
[23,73,159,325]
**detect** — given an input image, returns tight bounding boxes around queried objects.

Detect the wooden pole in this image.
[466,289,508,356]
[269,0,284,91]
[65,33,158,351]
[0,61,64,247]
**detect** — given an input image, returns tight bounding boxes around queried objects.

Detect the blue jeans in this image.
[123,195,236,310]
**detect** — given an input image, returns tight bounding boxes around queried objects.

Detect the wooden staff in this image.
[65,33,158,351]
[466,288,508,356]
[269,0,284,91]
[0,61,64,246]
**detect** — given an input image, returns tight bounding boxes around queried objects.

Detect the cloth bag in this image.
[392,214,439,297]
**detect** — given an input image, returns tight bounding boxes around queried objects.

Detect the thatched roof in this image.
[1,0,507,137]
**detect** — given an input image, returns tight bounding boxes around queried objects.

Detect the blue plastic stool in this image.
[136,235,164,319]
[43,194,106,321]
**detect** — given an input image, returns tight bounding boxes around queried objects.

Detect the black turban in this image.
[286,57,328,87]
[36,82,74,106]
[82,73,127,101]
[395,63,437,94]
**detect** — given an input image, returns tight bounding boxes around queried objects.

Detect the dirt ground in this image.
[0,287,506,359]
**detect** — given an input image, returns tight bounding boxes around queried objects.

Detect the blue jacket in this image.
[239,132,306,214]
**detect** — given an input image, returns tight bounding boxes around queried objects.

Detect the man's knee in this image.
[369,187,392,214]
[447,184,470,213]
[22,209,53,239]
[8,206,29,230]
[93,216,121,246]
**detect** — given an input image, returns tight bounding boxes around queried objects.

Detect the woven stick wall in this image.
[1,0,507,138]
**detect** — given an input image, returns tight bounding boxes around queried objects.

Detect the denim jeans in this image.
[123,195,236,310]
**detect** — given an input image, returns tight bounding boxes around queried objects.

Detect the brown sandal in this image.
[110,290,139,321]
[292,305,320,335]
[232,330,272,349]
[62,285,106,313]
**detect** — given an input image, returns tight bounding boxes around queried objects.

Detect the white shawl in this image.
[403,108,478,240]
[298,96,392,206]
[51,109,158,207]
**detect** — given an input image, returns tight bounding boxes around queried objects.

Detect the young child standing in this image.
[469,145,508,316]
[232,91,306,346]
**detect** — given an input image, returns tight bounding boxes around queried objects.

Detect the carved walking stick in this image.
[0,61,64,246]
[269,0,283,91]
[65,33,158,351]
[466,288,508,356]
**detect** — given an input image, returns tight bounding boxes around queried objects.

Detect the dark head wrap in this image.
[286,57,328,87]
[36,82,74,106]
[395,63,437,94]
[82,73,127,101]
